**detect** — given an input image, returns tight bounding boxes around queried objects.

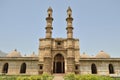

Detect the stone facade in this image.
[38,38,80,74]
[0,57,38,75]
[79,58,120,76]
[0,7,120,76]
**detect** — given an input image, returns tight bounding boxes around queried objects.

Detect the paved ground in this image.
[53,74,64,80]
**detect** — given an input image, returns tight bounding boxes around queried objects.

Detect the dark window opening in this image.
[69,14,71,17]
[75,66,78,70]
[57,42,61,45]
[91,63,97,74]
[2,63,9,73]
[40,66,43,69]
[109,64,114,74]
[48,14,50,17]
[20,63,26,73]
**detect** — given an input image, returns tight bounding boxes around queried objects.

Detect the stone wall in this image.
[0,57,39,75]
[79,58,120,76]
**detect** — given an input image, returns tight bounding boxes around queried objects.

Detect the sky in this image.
[0,0,120,57]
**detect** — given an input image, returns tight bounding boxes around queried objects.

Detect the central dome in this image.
[6,49,22,57]
[96,50,110,58]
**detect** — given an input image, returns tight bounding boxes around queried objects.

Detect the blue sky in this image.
[0,0,120,57]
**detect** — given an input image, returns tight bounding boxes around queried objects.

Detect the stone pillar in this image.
[67,57,75,73]
[43,57,52,74]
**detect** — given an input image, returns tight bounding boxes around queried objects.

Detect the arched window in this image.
[2,63,9,73]
[20,63,26,73]
[91,63,97,74]
[109,64,114,74]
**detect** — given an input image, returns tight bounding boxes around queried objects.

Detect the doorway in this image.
[91,63,97,74]
[2,63,9,73]
[53,54,65,73]
[20,63,26,73]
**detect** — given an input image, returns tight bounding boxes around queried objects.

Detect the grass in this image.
[64,73,120,80]
[0,74,120,80]
[0,73,53,80]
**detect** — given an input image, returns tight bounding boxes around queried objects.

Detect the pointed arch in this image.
[109,64,114,74]
[2,63,9,73]
[53,53,65,73]
[20,63,26,73]
[91,63,97,74]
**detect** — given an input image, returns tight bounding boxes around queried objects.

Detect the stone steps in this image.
[53,74,64,80]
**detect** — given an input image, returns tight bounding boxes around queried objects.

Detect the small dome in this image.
[29,52,37,57]
[80,52,90,58]
[6,49,22,57]
[96,50,110,58]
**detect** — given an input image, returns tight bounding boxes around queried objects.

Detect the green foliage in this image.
[0,73,53,80]
[0,75,17,80]
[64,73,76,80]
[29,75,41,80]
[114,78,120,80]
[1,73,120,80]
[64,73,114,80]
[16,73,53,80]
[17,76,30,80]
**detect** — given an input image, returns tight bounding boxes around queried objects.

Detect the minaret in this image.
[45,7,53,38]
[66,7,74,38]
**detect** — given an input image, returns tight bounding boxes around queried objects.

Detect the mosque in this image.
[0,7,120,76]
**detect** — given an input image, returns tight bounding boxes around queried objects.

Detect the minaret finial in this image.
[47,6,53,17]
[67,6,72,18]
[45,7,53,38]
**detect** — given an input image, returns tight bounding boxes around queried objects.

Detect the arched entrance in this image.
[20,63,26,73]
[2,63,9,73]
[109,64,114,74]
[53,54,65,73]
[91,63,97,74]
